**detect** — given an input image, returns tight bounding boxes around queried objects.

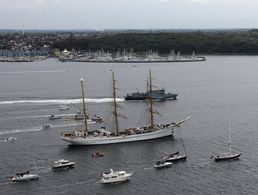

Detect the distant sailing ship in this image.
[60,70,190,145]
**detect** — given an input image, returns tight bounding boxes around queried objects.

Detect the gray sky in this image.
[1,0,258,29]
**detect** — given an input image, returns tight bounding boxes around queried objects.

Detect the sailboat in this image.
[164,128,187,162]
[212,122,241,161]
[60,70,190,145]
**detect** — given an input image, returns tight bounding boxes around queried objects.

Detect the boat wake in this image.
[0,123,90,136]
[0,98,125,105]
[0,70,66,74]
[0,113,75,120]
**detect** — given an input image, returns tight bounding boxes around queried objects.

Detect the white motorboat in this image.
[58,105,69,110]
[49,114,61,120]
[61,71,190,145]
[52,159,75,170]
[153,161,172,169]
[12,171,39,182]
[74,113,97,124]
[91,114,103,123]
[43,124,51,129]
[3,137,17,142]
[74,112,84,120]
[100,169,132,184]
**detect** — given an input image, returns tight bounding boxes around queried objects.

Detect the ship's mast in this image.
[149,70,154,129]
[80,78,88,133]
[146,79,149,93]
[229,121,232,154]
[112,71,119,136]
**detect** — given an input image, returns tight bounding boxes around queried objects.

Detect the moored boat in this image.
[212,122,241,162]
[212,153,241,161]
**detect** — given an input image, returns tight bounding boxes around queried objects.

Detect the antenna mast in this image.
[80,78,88,132]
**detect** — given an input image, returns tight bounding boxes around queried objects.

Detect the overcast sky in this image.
[1,0,258,29]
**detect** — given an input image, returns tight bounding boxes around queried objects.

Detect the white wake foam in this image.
[0,70,66,74]
[0,122,96,135]
[0,98,125,105]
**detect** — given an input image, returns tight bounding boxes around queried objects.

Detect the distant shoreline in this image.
[1,29,258,57]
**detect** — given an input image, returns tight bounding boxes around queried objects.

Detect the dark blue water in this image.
[1,56,258,194]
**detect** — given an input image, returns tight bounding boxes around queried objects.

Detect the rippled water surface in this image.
[1,56,258,194]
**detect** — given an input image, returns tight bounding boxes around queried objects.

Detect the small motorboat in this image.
[92,152,104,158]
[58,105,69,110]
[211,153,241,162]
[74,112,84,120]
[154,161,172,169]
[52,159,75,170]
[12,171,39,182]
[42,124,51,129]
[91,114,104,123]
[3,137,17,142]
[49,114,61,120]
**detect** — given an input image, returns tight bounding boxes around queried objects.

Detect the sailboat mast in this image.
[80,78,88,132]
[149,70,154,129]
[112,71,119,136]
[146,80,149,93]
[178,128,187,155]
[229,122,232,154]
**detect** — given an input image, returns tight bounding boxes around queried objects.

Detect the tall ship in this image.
[60,70,189,145]
[125,89,177,101]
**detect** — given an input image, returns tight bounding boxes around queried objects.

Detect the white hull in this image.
[52,162,75,169]
[154,162,172,168]
[61,128,173,145]
[12,174,39,182]
[213,153,241,161]
[100,173,132,184]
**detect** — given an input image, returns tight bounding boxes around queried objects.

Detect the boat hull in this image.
[100,173,132,184]
[12,174,39,182]
[164,155,187,162]
[52,163,75,170]
[61,128,173,145]
[214,153,241,161]
[125,94,177,101]
[154,162,172,168]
